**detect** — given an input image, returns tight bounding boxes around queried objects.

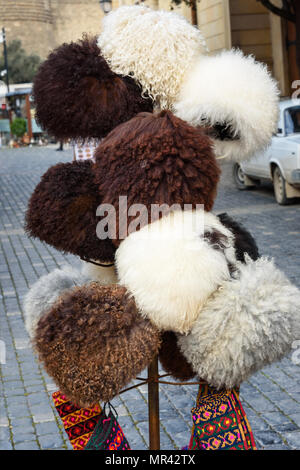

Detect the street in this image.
[0,146,300,450]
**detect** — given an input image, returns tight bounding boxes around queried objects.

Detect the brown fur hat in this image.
[33,37,153,141]
[25,160,116,263]
[34,283,161,407]
[159,332,195,381]
[94,110,220,245]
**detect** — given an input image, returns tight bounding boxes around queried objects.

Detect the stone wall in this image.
[51,0,104,51]
[0,0,55,58]
[0,0,104,59]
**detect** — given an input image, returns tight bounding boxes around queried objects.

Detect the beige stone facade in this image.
[119,0,295,96]
[0,0,105,58]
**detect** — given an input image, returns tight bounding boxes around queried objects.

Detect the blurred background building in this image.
[0,0,105,59]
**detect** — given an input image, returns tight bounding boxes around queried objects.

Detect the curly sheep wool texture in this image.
[98,6,207,108]
[174,49,279,161]
[178,256,300,390]
[116,209,237,334]
[25,160,116,263]
[34,283,161,407]
[158,215,259,381]
[94,111,220,245]
[24,264,90,340]
[33,36,153,141]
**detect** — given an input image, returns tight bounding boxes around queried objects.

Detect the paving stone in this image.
[276,398,300,416]
[290,413,300,428]
[12,430,36,444]
[7,402,31,420]
[0,416,9,427]
[14,440,40,450]
[9,416,33,429]
[32,410,56,424]
[0,441,13,450]
[27,392,51,407]
[35,421,63,437]
[264,443,290,450]
[254,430,284,446]
[0,425,11,442]
[38,433,65,450]
[282,431,300,449]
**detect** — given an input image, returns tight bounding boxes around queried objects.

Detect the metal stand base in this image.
[148,356,160,450]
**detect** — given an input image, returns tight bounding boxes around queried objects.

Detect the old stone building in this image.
[0,0,105,59]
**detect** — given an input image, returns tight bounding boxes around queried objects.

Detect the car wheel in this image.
[233,163,252,190]
[273,166,289,205]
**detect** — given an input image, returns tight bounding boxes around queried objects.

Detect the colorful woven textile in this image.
[84,402,130,450]
[188,385,256,450]
[52,391,103,450]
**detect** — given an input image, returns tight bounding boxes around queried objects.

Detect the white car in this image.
[233,98,300,205]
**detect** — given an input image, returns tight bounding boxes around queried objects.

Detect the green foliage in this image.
[11,117,27,138]
[0,39,41,84]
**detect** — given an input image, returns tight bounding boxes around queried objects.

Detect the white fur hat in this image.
[116,209,237,334]
[178,256,300,389]
[98,6,206,109]
[174,49,280,161]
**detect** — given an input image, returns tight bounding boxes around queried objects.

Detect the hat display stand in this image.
[119,355,206,450]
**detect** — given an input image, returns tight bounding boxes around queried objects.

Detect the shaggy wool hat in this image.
[94,110,220,245]
[24,264,90,339]
[217,213,259,262]
[33,36,153,141]
[34,283,161,406]
[98,6,207,108]
[178,256,300,390]
[174,49,279,161]
[158,215,259,380]
[116,209,238,334]
[25,160,116,263]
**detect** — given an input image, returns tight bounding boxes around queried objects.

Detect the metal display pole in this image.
[147,356,160,450]
[2,28,10,93]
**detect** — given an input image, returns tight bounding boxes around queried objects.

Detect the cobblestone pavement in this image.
[0,146,299,450]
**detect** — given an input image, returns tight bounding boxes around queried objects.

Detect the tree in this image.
[0,40,41,84]
[10,117,27,138]
[259,2,300,74]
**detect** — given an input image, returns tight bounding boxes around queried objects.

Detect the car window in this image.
[285,106,300,134]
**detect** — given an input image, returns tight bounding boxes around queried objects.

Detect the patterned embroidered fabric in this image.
[188,385,256,450]
[84,402,130,450]
[52,391,103,450]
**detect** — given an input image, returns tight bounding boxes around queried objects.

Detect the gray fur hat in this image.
[178,256,300,389]
[23,264,90,339]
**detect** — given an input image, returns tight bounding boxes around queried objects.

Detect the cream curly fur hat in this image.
[98,5,207,109]
[116,209,237,334]
[174,49,280,161]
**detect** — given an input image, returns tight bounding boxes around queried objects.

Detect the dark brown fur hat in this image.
[159,331,195,381]
[34,283,161,407]
[25,160,115,263]
[33,37,153,140]
[94,110,220,245]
